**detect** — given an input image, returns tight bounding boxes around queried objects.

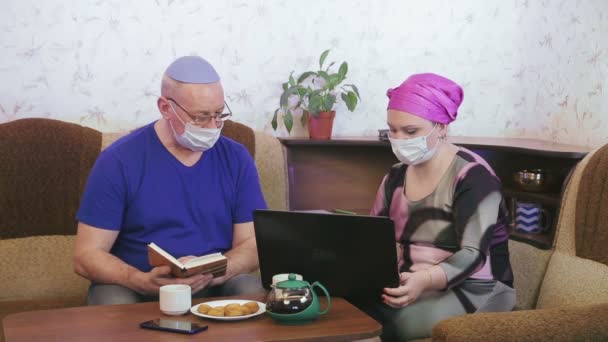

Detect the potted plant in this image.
[272,49,361,140]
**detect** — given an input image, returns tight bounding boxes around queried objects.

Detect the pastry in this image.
[206,308,225,317]
[197,304,211,314]
[243,301,260,312]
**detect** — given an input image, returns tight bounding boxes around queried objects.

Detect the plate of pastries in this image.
[190,299,266,321]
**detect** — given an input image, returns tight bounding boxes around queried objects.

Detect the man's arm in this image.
[73,222,211,295]
[210,221,258,286]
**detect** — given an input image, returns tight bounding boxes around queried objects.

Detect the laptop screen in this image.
[253,210,400,298]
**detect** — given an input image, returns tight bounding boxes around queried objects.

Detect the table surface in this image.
[3,293,382,342]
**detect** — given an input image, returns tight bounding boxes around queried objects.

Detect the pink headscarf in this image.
[387,73,463,124]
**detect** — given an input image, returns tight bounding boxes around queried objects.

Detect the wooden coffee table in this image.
[3,294,381,341]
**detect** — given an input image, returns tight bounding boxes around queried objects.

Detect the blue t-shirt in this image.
[76,122,267,272]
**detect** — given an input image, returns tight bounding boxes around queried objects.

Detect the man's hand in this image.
[74,223,215,295]
[382,271,430,308]
[129,265,213,296]
[175,255,215,293]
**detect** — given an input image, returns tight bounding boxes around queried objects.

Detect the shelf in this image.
[508,228,553,250]
[503,188,561,207]
[280,136,387,147]
[449,136,590,159]
[279,136,591,159]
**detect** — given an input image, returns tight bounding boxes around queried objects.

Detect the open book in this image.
[147,243,227,279]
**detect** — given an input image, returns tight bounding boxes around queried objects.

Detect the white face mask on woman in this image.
[168,102,222,152]
[388,124,440,165]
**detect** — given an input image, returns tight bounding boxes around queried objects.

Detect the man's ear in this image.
[157,97,171,119]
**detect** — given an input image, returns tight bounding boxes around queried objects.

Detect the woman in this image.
[359,73,515,341]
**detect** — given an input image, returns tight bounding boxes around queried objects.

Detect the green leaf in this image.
[318,70,330,82]
[282,82,288,91]
[284,110,294,133]
[280,86,299,107]
[325,61,335,72]
[345,84,360,99]
[323,94,336,111]
[338,62,348,78]
[327,73,342,90]
[309,88,324,97]
[341,91,358,111]
[297,86,309,97]
[319,49,330,69]
[308,94,322,116]
[347,91,358,111]
[271,109,279,131]
[341,93,350,110]
[300,111,308,126]
[297,71,316,84]
[288,72,296,87]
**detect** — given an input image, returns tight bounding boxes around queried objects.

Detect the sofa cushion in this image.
[432,303,608,342]
[0,235,89,302]
[575,143,608,266]
[254,131,288,210]
[101,132,126,150]
[222,120,255,157]
[508,240,553,310]
[536,251,608,309]
[0,118,101,238]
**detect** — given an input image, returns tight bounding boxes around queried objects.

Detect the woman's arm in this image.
[438,164,503,289]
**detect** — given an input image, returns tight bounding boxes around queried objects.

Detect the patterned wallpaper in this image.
[1,0,606,147]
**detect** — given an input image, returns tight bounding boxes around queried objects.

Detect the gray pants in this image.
[87,273,265,305]
[350,280,515,341]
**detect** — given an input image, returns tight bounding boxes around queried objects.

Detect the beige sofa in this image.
[0,118,288,341]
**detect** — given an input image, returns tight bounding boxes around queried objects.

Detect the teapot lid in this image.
[276,273,309,289]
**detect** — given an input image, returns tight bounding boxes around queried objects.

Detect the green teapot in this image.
[265,273,331,324]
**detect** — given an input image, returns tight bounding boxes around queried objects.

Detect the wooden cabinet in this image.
[280,136,590,249]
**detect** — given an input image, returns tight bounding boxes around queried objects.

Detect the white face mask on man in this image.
[388,124,440,165]
[168,102,222,152]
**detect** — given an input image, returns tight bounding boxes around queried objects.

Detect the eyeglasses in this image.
[167,98,233,126]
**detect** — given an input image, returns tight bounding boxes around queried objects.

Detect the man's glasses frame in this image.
[167,97,233,126]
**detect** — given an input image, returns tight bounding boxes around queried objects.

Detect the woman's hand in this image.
[396,242,404,270]
[382,271,431,308]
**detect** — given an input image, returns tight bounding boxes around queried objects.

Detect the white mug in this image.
[159,284,191,315]
[272,273,303,284]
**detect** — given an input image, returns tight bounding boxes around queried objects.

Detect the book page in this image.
[148,242,184,269]
[184,253,225,268]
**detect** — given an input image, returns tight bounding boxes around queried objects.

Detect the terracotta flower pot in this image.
[306,111,336,140]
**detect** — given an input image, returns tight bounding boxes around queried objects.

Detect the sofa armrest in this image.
[431,303,608,342]
[254,131,288,210]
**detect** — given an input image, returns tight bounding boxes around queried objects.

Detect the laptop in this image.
[253,210,400,298]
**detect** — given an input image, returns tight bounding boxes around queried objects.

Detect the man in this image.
[73,56,267,305]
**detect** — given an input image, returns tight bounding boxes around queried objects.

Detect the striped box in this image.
[515,201,545,233]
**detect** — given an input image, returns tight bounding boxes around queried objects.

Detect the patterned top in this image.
[371,148,513,288]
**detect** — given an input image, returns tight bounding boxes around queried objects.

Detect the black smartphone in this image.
[140,319,208,335]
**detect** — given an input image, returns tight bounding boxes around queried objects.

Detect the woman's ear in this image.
[438,123,448,140]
